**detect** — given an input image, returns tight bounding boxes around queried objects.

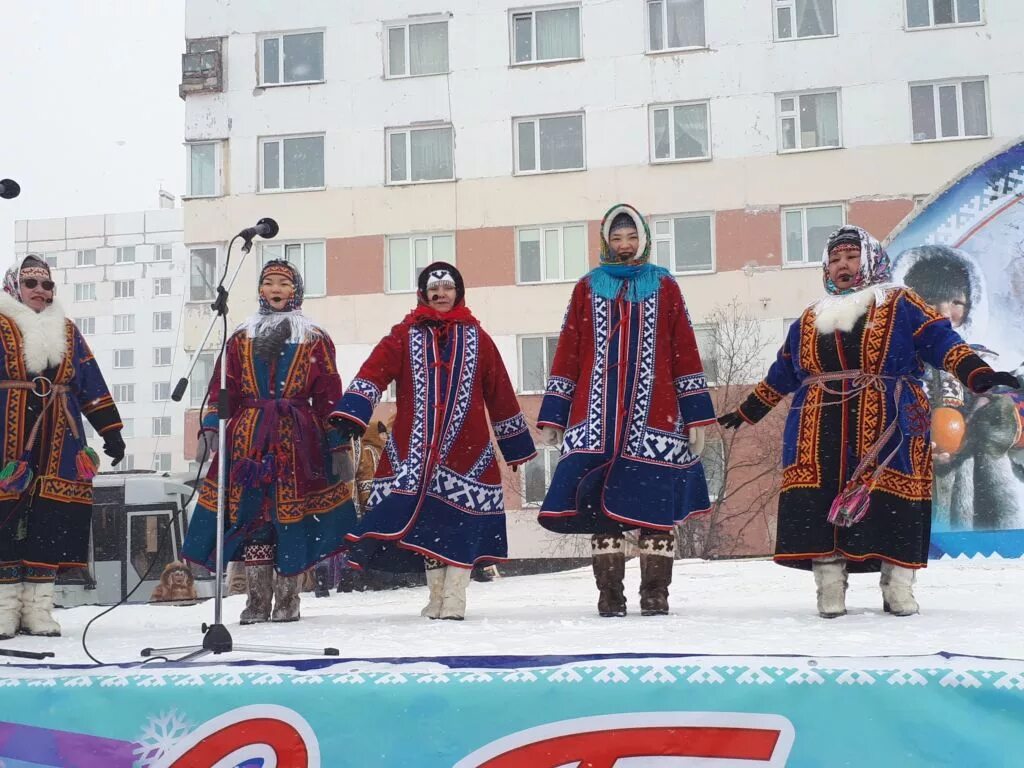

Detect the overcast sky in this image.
[0,1,185,262]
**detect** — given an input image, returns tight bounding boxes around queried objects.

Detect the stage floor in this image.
[6,556,1024,666]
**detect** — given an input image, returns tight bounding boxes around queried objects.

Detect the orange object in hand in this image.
[931,407,966,455]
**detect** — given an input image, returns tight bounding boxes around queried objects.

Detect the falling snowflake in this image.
[133,709,193,768]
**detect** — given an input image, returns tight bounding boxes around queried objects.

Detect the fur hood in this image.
[0,292,69,374]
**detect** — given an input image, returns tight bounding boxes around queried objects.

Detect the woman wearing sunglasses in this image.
[0,254,125,639]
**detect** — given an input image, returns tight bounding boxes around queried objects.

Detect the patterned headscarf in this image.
[3,254,53,303]
[822,225,893,296]
[599,204,651,265]
[258,259,303,313]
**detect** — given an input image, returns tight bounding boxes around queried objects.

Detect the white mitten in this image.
[540,426,564,447]
[688,425,706,457]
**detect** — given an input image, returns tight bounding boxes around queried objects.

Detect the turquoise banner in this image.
[0,653,1021,766]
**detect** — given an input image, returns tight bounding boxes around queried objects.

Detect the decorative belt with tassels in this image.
[0,378,100,493]
[230,397,312,488]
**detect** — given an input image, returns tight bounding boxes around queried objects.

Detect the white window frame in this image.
[44,255,59,269]
[113,314,135,334]
[115,246,136,264]
[384,233,457,294]
[156,245,174,262]
[153,347,173,367]
[513,112,586,176]
[904,0,984,30]
[75,317,96,335]
[693,323,719,386]
[153,381,171,402]
[186,141,223,198]
[776,89,842,153]
[114,349,135,369]
[773,0,838,41]
[188,245,221,303]
[76,249,96,267]
[909,78,990,143]
[384,16,450,79]
[515,222,589,285]
[781,202,846,268]
[257,29,325,86]
[153,311,173,332]
[259,133,326,193]
[521,446,561,506]
[385,124,456,185]
[649,212,716,275]
[153,277,173,297]
[645,0,708,53]
[153,453,173,472]
[259,240,328,298]
[114,280,135,299]
[152,417,173,437]
[122,455,136,471]
[517,333,561,394]
[648,101,711,164]
[113,383,135,403]
[509,3,583,66]
[190,351,217,407]
[75,283,97,302]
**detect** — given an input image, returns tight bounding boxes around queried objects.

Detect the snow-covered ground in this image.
[5,557,1024,666]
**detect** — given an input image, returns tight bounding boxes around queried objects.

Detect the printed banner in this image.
[0,652,1022,766]
[886,139,1024,556]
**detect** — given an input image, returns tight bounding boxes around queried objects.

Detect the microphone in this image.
[0,179,21,200]
[237,217,279,241]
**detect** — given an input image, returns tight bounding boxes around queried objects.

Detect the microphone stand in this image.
[140,234,338,662]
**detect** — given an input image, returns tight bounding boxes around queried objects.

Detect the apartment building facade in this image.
[179,0,1023,556]
[14,206,191,475]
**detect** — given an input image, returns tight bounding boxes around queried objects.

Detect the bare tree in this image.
[677,300,785,559]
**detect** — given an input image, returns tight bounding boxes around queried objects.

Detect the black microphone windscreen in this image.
[257,217,279,239]
[0,179,21,200]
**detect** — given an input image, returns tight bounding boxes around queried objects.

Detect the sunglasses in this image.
[21,279,55,291]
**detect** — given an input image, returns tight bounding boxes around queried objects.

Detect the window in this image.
[121,419,134,439]
[114,280,135,299]
[152,417,172,437]
[153,311,173,331]
[518,334,559,393]
[114,349,135,369]
[386,125,455,184]
[386,18,449,78]
[910,79,988,142]
[76,249,96,267]
[703,436,724,500]
[511,5,581,64]
[260,31,324,85]
[44,255,59,269]
[514,113,585,174]
[187,142,222,198]
[113,384,135,403]
[693,324,719,385]
[189,247,218,302]
[153,347,172,367]
[906,0,982,28]
[116,246,136,264]
[523,447,561,505]
[113,314,135,334]
[260,241,327,297]
[650,102,710,162]
[122,455,135,471]
[260,135,325,192]
[75,317,95,335]
[650,214,714,274]
[783,204,844,266]
[75,283,96,302]
[190,351,217,407]
[157,245,173,262]
[774,0,836,39]
[153,381,171,401]
[153,453,172,472]
[153,278,173,297]
[385,234,455,293]
[647,0,706,51]
[517,223,587,284]
[777,91,840,152]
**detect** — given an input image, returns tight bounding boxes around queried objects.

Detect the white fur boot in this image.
[19,581,61,637]
[421,565,446,619]
[0,583,21,639]
[439,566,472,621]
[812,559,847,619]
[880,562,919,616]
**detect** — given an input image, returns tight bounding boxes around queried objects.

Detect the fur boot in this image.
[239,564,274,625]
[592,534,626,617]
[439,566,472,621]
[271,573,302,622]
[638,531,675,616]
[813,559,848,619]
[880,561,919,616]
[19,581,61,637]
[421,564,446,619]
[0,583,21,640]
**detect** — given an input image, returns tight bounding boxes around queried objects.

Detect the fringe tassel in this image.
[76,447,100,481]
[0,457,34,494]
[230,457,262,488]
